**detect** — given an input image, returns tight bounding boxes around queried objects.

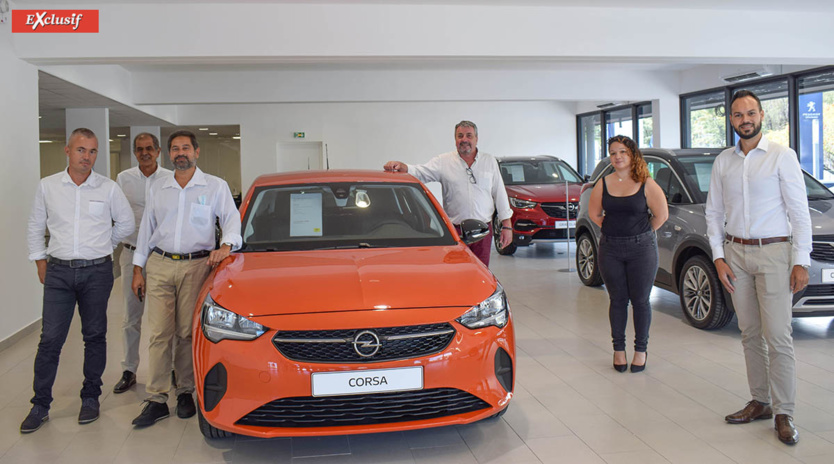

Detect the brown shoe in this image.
[775,414,799,445]
[725,400,773,424]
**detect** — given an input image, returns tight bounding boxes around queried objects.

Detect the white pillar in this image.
[652,97,681,149]
[66,108,110,178]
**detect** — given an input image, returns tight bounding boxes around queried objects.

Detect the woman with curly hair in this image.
[588,135,668,373]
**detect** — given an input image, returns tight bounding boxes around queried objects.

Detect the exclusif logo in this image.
[12,10,99,33]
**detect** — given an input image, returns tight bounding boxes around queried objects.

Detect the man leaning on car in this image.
[383,120,513,266]
[130,129,241,427]
[705,90,811,445]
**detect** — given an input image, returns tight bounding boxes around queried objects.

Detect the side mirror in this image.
[583,174,591,183]
[459,219,490,244]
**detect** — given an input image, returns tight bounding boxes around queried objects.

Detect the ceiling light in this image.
[38,116,42,119]
[209,132,218,136]
[232,136,241,140]
[116,134,126,137]
[198,128,209,131]
[39,140,52,144]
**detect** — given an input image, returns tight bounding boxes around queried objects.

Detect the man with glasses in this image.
[384,120,512,266]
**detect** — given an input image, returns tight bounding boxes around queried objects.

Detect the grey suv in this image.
[575,148,834,330]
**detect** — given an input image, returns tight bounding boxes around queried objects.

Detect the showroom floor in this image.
[1,243,833,463]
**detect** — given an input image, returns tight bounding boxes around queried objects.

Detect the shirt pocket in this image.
[190,203,212,228]
[88,200,106,217]
[477,171,494,193]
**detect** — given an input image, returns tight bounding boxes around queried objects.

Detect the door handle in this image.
[661,231,672,238]
[674,225,682,232]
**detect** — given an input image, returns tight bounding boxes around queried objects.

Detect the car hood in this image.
[810,199,834,231]
[506,183,584,202]
[207,246,496,316]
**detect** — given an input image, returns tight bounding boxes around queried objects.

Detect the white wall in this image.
[174,101,576,193]
[0,22,43,345]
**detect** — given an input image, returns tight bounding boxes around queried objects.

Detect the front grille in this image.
[273,323,455,363]
[541,202,578,219]
[236,388,491,428]
[802,285,834,297]
[811,240,834,262]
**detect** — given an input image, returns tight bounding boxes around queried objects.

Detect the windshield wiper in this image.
[315,243,380,250]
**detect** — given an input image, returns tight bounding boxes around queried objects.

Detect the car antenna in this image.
[325,144,330,170]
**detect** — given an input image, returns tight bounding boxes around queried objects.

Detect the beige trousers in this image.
[144,252,211,403]
[724,240,796,416]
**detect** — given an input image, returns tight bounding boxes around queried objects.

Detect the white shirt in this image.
[28,169,134,261]
[117,165,172,247]
[705,136,812,266]
[408,150,513,224]
[134,167,242,268]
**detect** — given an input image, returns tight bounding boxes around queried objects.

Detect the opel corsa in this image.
[192,170,515,438]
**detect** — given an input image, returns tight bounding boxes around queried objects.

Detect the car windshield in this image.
[499,159,582,185]
[240,182,456,252]
[676,154,834,203]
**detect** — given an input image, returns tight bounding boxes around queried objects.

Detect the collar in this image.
[138,164,164,180]
[61,168,101,188]
[161,166,207,190]
[734,135,769,157]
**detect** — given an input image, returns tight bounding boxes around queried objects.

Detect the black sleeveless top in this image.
[600,177,652,237]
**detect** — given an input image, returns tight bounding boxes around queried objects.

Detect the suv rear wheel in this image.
[493,216,517,255]
[679,255,734,330]
[576,232,603,286]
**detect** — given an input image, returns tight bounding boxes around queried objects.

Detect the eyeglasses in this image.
[466,167,476,184]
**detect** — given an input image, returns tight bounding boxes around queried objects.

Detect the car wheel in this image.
[679,255,734,330]
[576,233,603,286]
[493,216,517,256]
[198,407,234,439]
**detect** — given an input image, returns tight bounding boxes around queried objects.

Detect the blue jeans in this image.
[31,260,114,409]
[598,230,658,353]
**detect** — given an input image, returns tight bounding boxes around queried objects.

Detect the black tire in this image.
[493,216,517,256]
[198,407,234,439]
[678,255,734,330]
[576,233,603,286]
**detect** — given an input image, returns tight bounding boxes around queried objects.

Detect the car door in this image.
[644,156,691,288]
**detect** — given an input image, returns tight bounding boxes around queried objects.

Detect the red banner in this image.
[12,10,99,33]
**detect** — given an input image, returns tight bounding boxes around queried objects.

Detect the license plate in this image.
[311,366,423,397]
[822,269,834,283]
[554,220,576,229]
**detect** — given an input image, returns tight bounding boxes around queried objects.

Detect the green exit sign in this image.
[293,132,305,139]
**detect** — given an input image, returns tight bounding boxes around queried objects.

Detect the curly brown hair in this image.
[608,135,649,183]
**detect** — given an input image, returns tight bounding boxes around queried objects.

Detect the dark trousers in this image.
[31,260,114,409]
[598,230,658,352]
[455,224,493,267]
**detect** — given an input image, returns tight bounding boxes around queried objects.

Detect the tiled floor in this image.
[1,242,834,463]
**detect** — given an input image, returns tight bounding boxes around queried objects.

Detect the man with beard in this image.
[112,133,172,394]
[705,90,811,445]
[22,128,134,432]
[383,120,512,266]
[130,130,241,427]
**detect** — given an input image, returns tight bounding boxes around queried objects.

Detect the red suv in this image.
[495,156,586,255]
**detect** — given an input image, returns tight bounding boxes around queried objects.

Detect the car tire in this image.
[576,233,603,286]
[198,407,234,439]
[493,216,517,256]
[679,255,734,330]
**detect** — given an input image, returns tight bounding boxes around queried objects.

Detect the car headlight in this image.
[457,283,509,329]
[201,294,268,343]
[510,197,537,209]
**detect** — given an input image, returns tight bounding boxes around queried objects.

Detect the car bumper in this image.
[510,209,575,246]
[193,305,515,438]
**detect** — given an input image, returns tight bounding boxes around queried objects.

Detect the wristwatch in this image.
[799,264,810,270]
[501,227,512,231]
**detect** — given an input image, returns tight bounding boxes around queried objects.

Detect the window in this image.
[637,103,653,148]
[645,157,687,204]
[683,90,727,148]
[605,108,632,139]
[798,70,834,184]
[578,113,601,175]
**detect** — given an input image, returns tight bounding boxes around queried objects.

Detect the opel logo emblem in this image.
[568,203,576,211]
[352,330,382,357]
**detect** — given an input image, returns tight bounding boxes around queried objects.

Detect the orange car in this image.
[192,170,515,439]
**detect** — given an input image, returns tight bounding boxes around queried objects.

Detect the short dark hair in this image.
[134,132,160,151]
[730,90,762,111]
[167,130,199,151]
[455,120,478,137]
[68,127,96,144]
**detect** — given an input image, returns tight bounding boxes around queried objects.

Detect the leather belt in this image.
[725,233,790,246]
[48,256,111,268]
[123,243,136,251]
[153,247,210,261]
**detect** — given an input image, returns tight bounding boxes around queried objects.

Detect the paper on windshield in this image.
[290,192,323,237]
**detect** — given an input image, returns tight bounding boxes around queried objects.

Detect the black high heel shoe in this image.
[631,353,648,373]
[613,352,627,372]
